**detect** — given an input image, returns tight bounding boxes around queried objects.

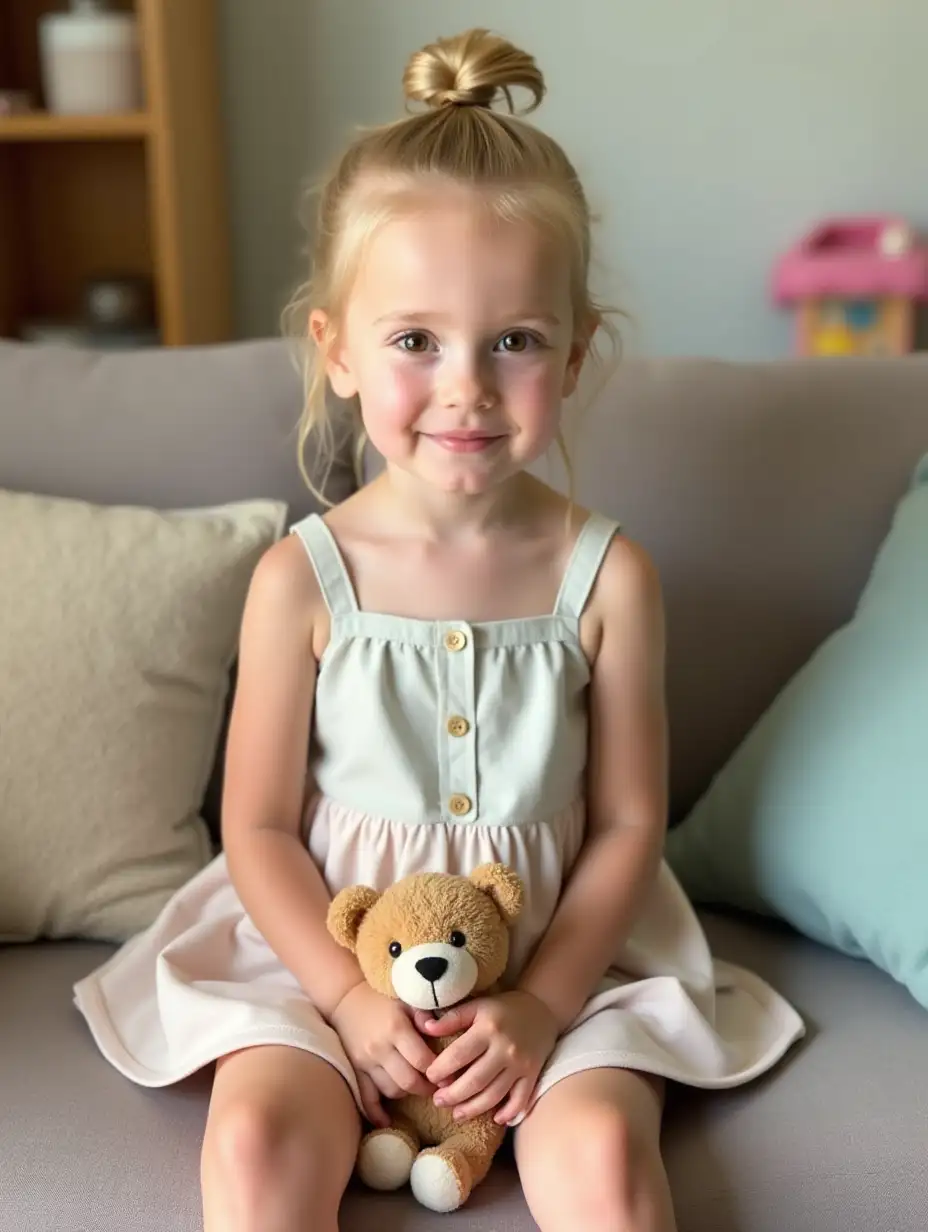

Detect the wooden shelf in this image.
[0,0,231,345]
[0,111,152,143]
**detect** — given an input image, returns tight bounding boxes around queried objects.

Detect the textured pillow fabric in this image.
[0,490,286,943]
[666,454,928,1007]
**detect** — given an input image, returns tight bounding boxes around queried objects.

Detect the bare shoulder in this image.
[246,532,322,608]
[582,529,664,664]
[594,532,663,615]
[240,532,328,656]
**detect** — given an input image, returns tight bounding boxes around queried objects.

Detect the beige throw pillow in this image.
[0,489,287,942]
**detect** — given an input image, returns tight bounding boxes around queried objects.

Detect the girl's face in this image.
[317,190,589,498]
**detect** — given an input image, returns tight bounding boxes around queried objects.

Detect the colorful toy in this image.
[772,216,928,357]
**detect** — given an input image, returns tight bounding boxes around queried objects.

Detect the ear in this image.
[326,885,380,952]
[469,863,524,925]
[310,309,358,400]
[562,310,599,398]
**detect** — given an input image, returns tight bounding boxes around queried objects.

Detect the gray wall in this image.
[219,0,927,360]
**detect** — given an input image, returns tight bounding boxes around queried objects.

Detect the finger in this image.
[451,1072,515,1123]
[395,1022,441,1078]
[494,1077,534,1126]
[384,1053,435,1098]
[369,1065,404,1101]
[357,1072,389,1129]
[419,1003,479,1037]
[413,1009,438,1034]
[435,1056,506,1108]
[426,1029,488,1086]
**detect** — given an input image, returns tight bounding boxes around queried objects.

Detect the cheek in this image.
[359,358,430,441]
[502,360,564,431]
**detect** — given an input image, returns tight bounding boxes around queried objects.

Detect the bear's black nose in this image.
[416,956,449,983]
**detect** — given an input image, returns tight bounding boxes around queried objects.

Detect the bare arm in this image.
[221,535,363,1020]
[518,537,668,1032]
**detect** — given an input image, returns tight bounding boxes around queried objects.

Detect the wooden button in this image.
[444,629,467,652]
[447,715,470,738]
[449,793,472,816]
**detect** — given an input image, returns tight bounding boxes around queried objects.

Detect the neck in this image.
[375,466,540,540]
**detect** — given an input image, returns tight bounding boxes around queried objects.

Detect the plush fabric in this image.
[0,489,286,943]
[666,455,928,1007]
[329,869,522,1212]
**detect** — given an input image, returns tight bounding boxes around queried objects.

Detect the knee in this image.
[205,1097,338,1201]
[544,1105,651,1228]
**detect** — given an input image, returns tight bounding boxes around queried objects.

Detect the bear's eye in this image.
[450,931,466,948]
[389,941,402,959]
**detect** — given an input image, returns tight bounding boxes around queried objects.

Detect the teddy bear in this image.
[327,863,524,1214]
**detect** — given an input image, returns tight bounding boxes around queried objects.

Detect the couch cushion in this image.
[666,454,928,1006]
[6,920,928,1231]
[0,491,286,943]
[0,339,355,520]
[667,912,928,1232]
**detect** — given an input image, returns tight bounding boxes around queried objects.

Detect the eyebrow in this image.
[373,312,562,328]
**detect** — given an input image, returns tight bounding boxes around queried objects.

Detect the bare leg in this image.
[201,1045,360,1232]
[515,1069,676,1232]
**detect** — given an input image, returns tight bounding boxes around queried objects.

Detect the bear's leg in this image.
[410,1116,506,1213]
[357,1115,420,1192]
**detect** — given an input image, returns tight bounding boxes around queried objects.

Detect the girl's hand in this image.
[414,991,559,1126]
[330,982,437,1128]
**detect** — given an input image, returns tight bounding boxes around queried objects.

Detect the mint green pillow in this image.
[666,454,928,1007]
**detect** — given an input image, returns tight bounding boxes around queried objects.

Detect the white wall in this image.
[220,0,928,359]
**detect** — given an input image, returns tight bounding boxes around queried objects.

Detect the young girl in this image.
[75,28,804,1232]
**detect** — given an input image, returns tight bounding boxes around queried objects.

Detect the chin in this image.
[433,460,523,495]
[437,474,497,496]
[386,453,526,497]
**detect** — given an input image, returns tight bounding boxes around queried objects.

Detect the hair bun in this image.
[403,28,545,114]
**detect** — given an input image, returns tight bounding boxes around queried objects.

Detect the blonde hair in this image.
[282,28,619,502]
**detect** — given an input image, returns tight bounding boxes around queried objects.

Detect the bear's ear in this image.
[469,863,524,925]
[327,885,381,952]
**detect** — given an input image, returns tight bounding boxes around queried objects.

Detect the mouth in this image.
[424,431,506,454]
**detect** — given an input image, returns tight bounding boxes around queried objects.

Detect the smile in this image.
[424,432,506,454]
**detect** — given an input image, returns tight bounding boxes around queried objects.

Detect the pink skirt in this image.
[74,795,805,1122]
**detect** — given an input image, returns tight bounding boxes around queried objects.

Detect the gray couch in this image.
[2,339,927,1232]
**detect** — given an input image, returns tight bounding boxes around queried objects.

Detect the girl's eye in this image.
[389,941,402,958]
[449,931,466,948]
[396,331,431,354]
[496,331,536,354]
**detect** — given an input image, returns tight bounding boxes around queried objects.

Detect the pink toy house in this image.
[772,216,928,357]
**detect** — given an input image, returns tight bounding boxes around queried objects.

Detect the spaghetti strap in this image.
[290,514,359,618]
[552,512,620,619]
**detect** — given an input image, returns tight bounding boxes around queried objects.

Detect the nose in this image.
[415,956,449,984]
[439,350,494,411]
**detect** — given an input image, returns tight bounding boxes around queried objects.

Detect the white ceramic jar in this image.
[39,1,142,115]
